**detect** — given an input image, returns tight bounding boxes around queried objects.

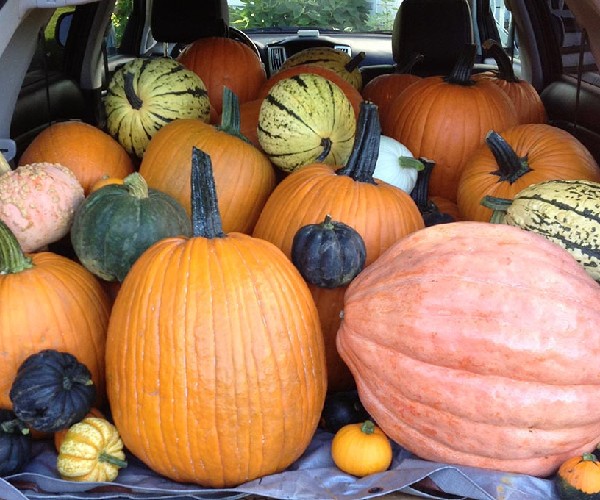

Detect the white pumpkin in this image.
[373,135,422,193]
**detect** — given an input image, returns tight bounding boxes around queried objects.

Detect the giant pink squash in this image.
[337,221,600,477]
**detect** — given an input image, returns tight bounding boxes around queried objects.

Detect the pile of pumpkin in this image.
[2,32,600,499]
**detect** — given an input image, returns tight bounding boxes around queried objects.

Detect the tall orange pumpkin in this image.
[18,121,135,194]
[0,219,110,409]
[177,37,266,116]
[139,89,276,234]
[383,44,518,202]
[253,102,425,391]
[457,124,600,222]
[337,221,600,477]
[106,147,326,487]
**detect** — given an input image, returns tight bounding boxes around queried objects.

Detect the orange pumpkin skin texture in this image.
[361,73,420,124]
[456,124,600,222]
[18,121,135,195]
[383,45,518,203]
[177,37,266,116]
[139,119,276,234]
[557,453,600,498]
[106,149,326,487]
[337,221,600,477]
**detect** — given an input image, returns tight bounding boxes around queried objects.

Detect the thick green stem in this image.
[483,39,519,83]
[361,420,376,435]
[123,72,143,110]
[218,87,250,143]
[124,172,149,199]
[336,101,380,184]
[0,219,33,274]
[345,52,366,73]
[321,214,334,230]
[486,131,531,183]
[444,44,477,86]
[99,452,128,469]
[191,147,225,239]
[480,195,512,224]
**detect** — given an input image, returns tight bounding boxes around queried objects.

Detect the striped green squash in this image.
[485,179,600,281]
[257,73,356,173]
[104,57,211,158]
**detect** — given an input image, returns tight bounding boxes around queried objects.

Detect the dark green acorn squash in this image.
[319,390,371,434]
[9,349,96,433]
[71,172,192,281]
[291,214,366,288]
[0,409,32,475]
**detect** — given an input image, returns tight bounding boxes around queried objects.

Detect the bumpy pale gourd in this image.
[0,162,84,252]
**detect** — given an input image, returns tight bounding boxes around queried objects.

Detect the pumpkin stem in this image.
[124,172,149,199]
[410,157,435,208]
[336,101,380,184]
[486,131,531,183]
[345,51,366,73]
[483,39,520,83]
[444,44,477,86]
[218,87,251,143]
[480,195,512,224]
[190,147,225,239]
[123,71,143,110]
[0,418,30,436]
[582,453,598,462]
[99,451,128,469]
[397,52,424,74]
[316,138,333,163]
[0,219,33,274]
[321,214,334,229]
[361,420,376,435]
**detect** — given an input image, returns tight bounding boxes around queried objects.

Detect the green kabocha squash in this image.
[0,409,32,475]
[291,214,366,288]
[319,390,371,434]
[9,350,96,434]
[556,453,600,500]
[104,57,211,158]
[71,172,192,282]
[482,179,600,282]
[257,73,356,173]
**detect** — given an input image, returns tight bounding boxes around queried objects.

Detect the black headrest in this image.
[392,0,474,76]
[151,0,229,44]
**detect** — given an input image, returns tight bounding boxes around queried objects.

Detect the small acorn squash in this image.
[0,409,32,475]
[556,453,600,500]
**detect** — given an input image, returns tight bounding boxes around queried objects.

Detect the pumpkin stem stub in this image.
[337,102,380,184]
[480,195,512,224]
[218,87,251,143]
[124,172,149,199]
[345,51,366,73]
[0,219,33,274]
[397,52,424,74]
[0,417,30,436]
[483,39,520,83]
[123,72,143,110]
[361,420,376,435]
[99,451,128,469]
[190,147,225,239]
[444,44,477,86]
[486,131,531,183]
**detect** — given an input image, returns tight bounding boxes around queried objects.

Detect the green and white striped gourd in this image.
[104,57,211,158]
[484,179,600,281]
[257,73,356,173]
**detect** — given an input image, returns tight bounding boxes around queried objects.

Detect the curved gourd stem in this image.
[123,72,143,110]
[396,52,424,74]
[483,39,520,83]
[218,87,251,143]
[444,43,477,86]
[0,219,33,274]
[99,452,128,469]
[190,147,225,239]
[345,52,366,73]
[480,195,512,224]
[123,172,149,199]
[316,138,333,162]
[410,158,436,209]
[486,131,531,183]
[336,101,381,184]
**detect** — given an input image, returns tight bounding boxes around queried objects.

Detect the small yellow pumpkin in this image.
[57,417,127,482]
[331,420,393,477]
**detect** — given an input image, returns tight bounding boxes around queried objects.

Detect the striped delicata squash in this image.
[104,57,211,158]
[484,179,600,281]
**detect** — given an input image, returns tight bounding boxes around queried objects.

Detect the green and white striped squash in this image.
[104,57,211,158]
[257,73,356,173]
[485,179,600,281]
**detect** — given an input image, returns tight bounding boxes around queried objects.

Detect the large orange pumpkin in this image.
[456,124,600,222]
[18,121,135,194]
[337,221,600,477]
[383,44,518,202]
[106,147,326,487]
[177,37,266,116]
[253,102,424,391]
[139,89,276,234]
[0,219,110,409]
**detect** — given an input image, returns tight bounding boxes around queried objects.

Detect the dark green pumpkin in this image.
[0,409,32,475]
[319,390,371,434]
[291,214,366,288]
[71,172,192,281]
[9,349,96,433]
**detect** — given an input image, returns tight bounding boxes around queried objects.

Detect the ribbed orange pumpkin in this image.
[237,98,263,149]
[473,40,547,125]
[337,221,600,477]
[457,124,600,222]
[383,44,518,202]
[106,147,326,487]
[177,37,266,116]
[139,89,276,234]
[0,219,110,410]
[18,121,135,194]
[253,102,424,391]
